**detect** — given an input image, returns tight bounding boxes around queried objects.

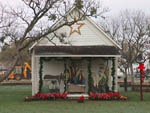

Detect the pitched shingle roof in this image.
[34,46,120,55]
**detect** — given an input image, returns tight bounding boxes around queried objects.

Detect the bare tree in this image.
[0,0,108,82]
[100,10,150,91]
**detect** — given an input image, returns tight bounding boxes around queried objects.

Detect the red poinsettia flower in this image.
[90,92,96,99]
[79,96,85,101]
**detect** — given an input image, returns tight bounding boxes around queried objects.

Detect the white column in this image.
[31,51,36,96]
[32,50,39,96]
[108,59,112,91]
[115,57,118,92]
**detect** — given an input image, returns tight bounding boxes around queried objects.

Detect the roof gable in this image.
[30,7,121,50]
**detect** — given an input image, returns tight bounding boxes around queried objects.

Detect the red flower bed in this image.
[89,92,127,100]
[31,92,68,100]
[25,92,127,102]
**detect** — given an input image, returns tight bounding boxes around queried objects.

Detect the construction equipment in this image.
[8,62,31,80]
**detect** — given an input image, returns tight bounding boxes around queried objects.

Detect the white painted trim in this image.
[29,41,38,51]
[35,55,121,57]
[29,37,46,51]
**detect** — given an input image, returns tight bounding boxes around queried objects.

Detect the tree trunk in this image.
[0,57,19,83]
[130,63,135,91]
[124,68,128,92]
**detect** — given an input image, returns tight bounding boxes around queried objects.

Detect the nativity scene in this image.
[30,6,120,98]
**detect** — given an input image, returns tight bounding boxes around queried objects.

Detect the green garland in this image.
[42,57,53,61]
[88,58,92,94]
[111,58,116,92]
[41,57,84,62]
[39,57,43,93]
[64,58,67,92]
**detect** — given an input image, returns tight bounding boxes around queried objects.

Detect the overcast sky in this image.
[0,0,150,15]
[102,0,150,15]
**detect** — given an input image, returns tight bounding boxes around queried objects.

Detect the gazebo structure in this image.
[30,6,121,96]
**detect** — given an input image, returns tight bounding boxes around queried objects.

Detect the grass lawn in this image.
[0,85,150,113]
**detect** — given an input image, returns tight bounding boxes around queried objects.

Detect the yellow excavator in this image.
[8,62,31,80]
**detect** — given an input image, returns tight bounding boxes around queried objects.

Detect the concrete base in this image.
[67,94,89,100]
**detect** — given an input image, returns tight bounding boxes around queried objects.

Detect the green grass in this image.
[0,85,150,113]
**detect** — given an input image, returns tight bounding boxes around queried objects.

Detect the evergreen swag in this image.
[39,57,44,93]
[64,58,67,92]
[88,58,92,94]
[111,58,116,92]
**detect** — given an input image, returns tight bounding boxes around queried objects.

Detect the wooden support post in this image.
[138,63,145,101]
[140,70,143,101]
[115,57,118,92]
